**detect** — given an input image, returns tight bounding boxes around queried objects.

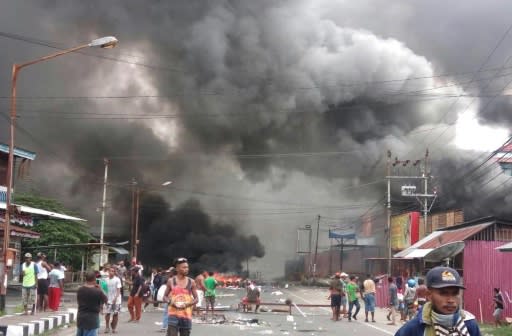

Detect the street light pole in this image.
[134,188,140,261]
[387,150,392,276]
[99,158,109,267]
[1,36,118,310]
[132,180,172,262]
[313,215,321,280]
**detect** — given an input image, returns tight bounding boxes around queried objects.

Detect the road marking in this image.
[354,319,395,335]
[284,289,394,335]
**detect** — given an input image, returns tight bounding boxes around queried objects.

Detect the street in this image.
[55,286,401,336]
[6,2,512,334]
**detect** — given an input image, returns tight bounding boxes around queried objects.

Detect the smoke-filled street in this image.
[3,0,512,277]
[95,286,400,336]
[2,2,512,335]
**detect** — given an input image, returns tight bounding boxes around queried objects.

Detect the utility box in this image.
[401,185,416,196]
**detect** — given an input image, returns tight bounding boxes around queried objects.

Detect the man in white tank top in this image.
[35,253,51,312]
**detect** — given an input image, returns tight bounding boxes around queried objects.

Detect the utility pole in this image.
[386,150,422,276]
[386,149,437,275]
[297,224,313,278]
[397,150,437,237]
[422,149,430,236]
[339,238,344,272]
[134,189,140,261]
[130,179,137,258]
[313,215,321,280]
[329,237,333,275]
[99,158,108,267]
[386,151,392,276]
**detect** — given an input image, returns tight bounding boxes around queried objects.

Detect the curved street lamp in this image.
[2,36,118,310]
[132,180,173,261]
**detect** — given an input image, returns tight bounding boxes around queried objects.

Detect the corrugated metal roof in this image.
[403,249,433,259]
[500,143,512,152]
[395,223,492,258]
[418,223,493,249]
[409,231,444,249]
[0,202,86,222]
[394,232,443,258]
[496,242,512,251]
[0,144,36,160]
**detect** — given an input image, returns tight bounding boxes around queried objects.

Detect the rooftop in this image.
[0,143,36,161]
[395,221,495,259]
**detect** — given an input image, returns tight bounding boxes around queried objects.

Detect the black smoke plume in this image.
[138,195,265,272]
[2,1,512,276]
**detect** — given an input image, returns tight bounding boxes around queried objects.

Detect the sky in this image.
[1,0,512,278]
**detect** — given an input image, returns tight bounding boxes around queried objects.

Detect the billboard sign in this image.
[391,212,420,250]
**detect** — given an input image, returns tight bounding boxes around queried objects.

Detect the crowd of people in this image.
[76,257,219,336]
[20,252,65,315]
[327,272,376,322]
[21,253,499,336]
[326,267,489,335]
[74,257,266,336]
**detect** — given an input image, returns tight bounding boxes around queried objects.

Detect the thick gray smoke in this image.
[1,0,512,276]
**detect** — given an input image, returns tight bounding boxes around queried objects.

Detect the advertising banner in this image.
[391,212,419,250]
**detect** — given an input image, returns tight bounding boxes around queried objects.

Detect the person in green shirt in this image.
[346,275,361,322]
[203,271,217,315]
[21,253,38,315]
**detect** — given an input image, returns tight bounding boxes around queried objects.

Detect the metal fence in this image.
[375,278,390,308]
[463,240,512,323]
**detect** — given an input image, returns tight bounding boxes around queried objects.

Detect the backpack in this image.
[142,282,152,298]
[157,284,167,302]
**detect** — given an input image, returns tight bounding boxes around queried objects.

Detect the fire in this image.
[213,272,243,287]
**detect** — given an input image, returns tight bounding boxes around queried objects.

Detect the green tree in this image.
[14,194,91,270]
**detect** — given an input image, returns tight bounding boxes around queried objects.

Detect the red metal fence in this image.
[463,241,512,323]
[304,247,383,277]
[376,278,390,308]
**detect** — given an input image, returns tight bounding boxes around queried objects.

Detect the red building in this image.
[382,217,512,322]
[496,142,512,176]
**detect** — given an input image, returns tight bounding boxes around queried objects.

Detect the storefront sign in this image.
[0,210,34,226]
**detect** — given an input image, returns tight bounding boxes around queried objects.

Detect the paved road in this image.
[55,285,402,336]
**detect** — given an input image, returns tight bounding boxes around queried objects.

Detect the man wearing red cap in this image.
[395,266,481,336]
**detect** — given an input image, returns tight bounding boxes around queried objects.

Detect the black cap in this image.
[426,266,465,289]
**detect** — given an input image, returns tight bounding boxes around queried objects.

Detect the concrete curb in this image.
[0,309,77,336]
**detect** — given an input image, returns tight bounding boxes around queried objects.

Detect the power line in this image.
[80,174,382,209]
[70,151,367,160]
[450,135,512,186]
[167,185,381,208]
[5,70,512,103]
[0,31,186,74]
[404,21,512,153]
[6,31,512,95]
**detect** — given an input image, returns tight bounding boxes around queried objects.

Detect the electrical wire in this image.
[7,30,512,93]
[405,21,512,155]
